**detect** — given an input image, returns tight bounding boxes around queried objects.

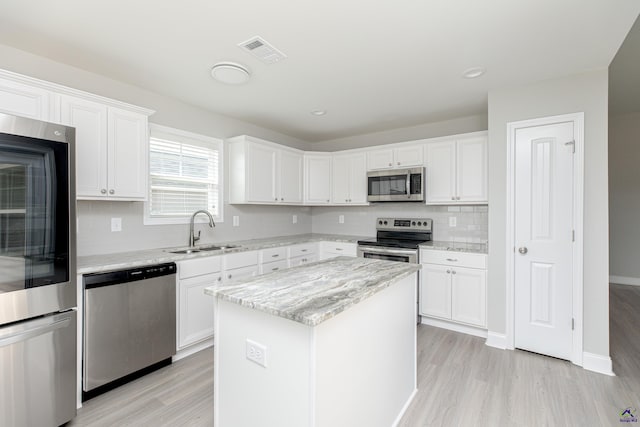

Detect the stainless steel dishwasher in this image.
[83,262,176,400]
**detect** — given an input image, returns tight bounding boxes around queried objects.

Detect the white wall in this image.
[488,69,610,357]
[0,44,316,256]
[609,112,640,280]
[309,114,487,151]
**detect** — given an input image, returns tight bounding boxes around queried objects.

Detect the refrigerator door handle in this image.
[0,313,71,348]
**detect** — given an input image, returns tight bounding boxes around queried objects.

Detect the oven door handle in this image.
[359,246,417,256]
[406,171,411,197]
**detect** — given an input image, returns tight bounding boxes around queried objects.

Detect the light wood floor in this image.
[69,284,640,427]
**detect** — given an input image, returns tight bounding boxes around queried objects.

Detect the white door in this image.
[247,142,277,203]
[514,121,574,360]
[279,149,303,203]
[60,95,108,198]
[425,141,456,203]
[304,154,332,204]
[331,154,351,204]
[419,264,451,319]
[456,136,488,202]
[108,107,148,199]
[347,153,368,203]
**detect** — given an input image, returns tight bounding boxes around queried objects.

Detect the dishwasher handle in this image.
[84,262,176,289]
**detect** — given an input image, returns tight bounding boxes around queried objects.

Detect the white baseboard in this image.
[391,388,418,427]
[420,316,488,338]
[485,331,508,350]
[609,275,640,287]
[582,352,615,376]
[173,338,213,362]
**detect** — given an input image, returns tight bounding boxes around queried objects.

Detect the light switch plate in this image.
[111,217,122,232]
[339,215,345,224]
[449,216,457,227]
[292,214,298,224]
[233,216,240,227]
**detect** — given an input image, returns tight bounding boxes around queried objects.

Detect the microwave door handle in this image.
[406,171,411,198]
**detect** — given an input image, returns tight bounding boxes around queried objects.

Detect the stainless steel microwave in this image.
[367,167,424,202]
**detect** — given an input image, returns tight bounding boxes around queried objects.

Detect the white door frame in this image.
[505,112,584,366]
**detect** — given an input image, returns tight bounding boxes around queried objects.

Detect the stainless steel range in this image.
[357,217,433,263]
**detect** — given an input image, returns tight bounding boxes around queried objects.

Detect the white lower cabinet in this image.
[419,250,487,328]
[261,259,289,274]
[177,256,222,350]
[289,253,318,267]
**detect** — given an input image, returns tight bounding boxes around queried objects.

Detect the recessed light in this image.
[210,62,251,85]
[311,110,326,116]
[462,67,486,79]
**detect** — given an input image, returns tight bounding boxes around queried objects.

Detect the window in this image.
[144,125,223,224]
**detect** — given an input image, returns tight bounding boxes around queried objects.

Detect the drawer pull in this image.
[446,258,458,262]
[301,249,308,252]
[272,267,279,271]
[272,254,279,258]
[447,269,451,274]
[452,270,457,275]
[335,248,343,251]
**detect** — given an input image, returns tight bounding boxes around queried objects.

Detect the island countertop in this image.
[205,256,420,327]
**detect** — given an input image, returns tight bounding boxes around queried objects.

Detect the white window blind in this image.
[148,127,221,220]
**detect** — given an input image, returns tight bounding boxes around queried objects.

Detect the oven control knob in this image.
[378,220,383,225]
[383,220,388,225]
[412,221,416,226]
[417,221,422,226]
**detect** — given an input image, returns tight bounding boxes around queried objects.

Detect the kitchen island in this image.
[205,256,420,427]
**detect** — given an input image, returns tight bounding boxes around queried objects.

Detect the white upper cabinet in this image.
[60,95,150,200]
[367,144,423,170]
[425,134,487,204]
[228,135,303,205]
[279,148,303,204]
[0,76,53,121]
[332,152,367,204]
[304,153,332,205]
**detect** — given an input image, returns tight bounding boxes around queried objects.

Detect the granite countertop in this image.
[204,256,420,327]
[77,233,366,274]
[419,240,487,254]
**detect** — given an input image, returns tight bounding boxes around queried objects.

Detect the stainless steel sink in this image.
[168,248,201,254]
[166,244,239,254]
[199,244,239,251]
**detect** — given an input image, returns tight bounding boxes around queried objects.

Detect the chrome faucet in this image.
[189,210,215,247]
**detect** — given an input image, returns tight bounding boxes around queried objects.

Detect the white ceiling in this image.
[0,0,638,142]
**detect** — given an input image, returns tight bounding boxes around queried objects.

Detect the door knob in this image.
[518,247,528,255]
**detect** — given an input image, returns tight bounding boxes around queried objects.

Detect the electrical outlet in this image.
[246,339,267,368]
[233,216,240,227]
[339,215,345,224]
[449,216,457,227]
[292,214,298,224]
[111,217,122,232]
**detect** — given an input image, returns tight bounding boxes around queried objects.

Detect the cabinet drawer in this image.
[179,256,222,279]
[224,251,259,270]
[320,241,357,256]
[224,265,259,282]
[260,246,288,262]
[261,259,289,274]
[420,250,486,269]
[288,243,317,258]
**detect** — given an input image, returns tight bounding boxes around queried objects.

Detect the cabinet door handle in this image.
[451,196,455,201]
[272,254,279,258]
[456,196,461,200]
[397,162,401,165]
[446,258,458,262]
[326,199,330,202]
[335,248,343,251]
[109,189,115,195]
[228,274,232,279]
[452,270,456,275]
[275,197,278,201]
[446,269,451,274]
[388,162,392,166]
[101,189,107,194]
[301,249,308,252]
[272,267,279,271]
[281,198,284,201]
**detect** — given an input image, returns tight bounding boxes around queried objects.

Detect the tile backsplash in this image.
[311,203,488,243]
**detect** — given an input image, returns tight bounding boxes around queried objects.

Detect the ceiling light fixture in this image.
[310,110,327,116]
[210,62,251,85]
[462,67,486,79]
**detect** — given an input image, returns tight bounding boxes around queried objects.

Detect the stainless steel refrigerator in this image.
[0,113,77,427]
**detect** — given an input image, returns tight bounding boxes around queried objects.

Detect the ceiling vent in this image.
[238,36,287,64]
